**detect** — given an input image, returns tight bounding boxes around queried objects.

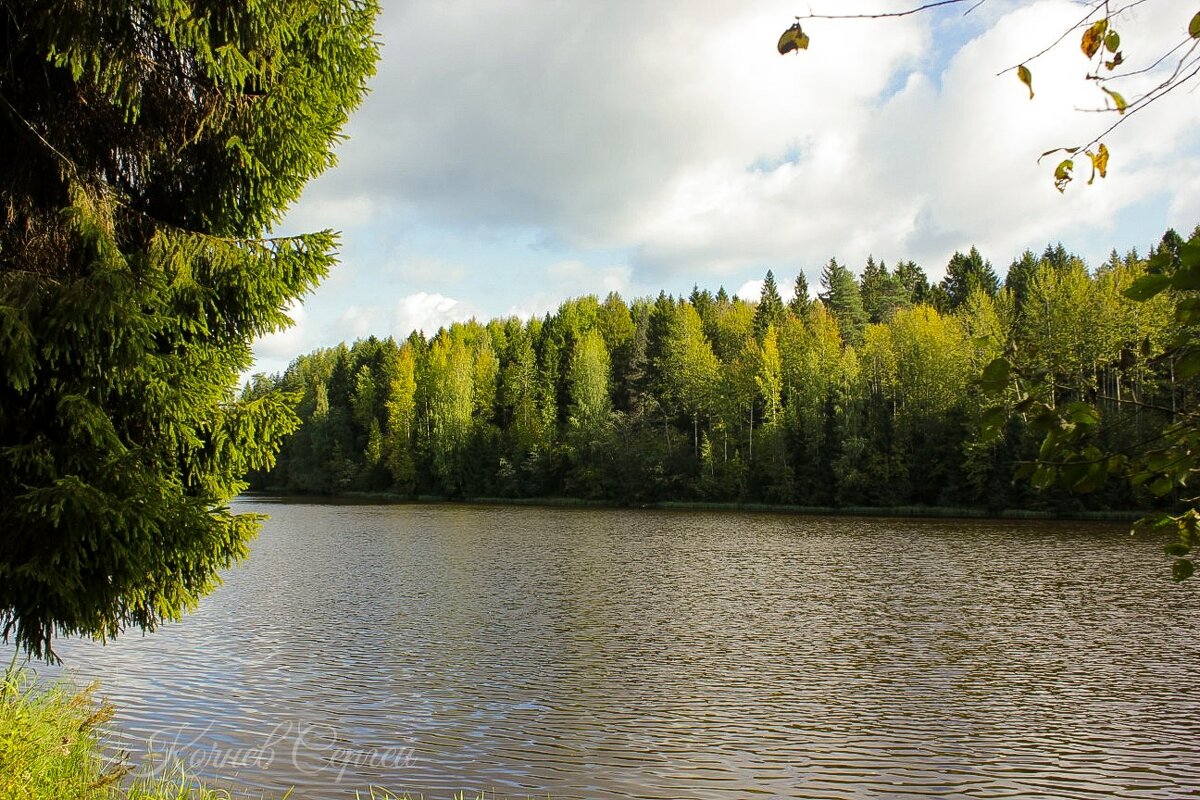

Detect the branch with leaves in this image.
[981,229,1200,581]
[780,1,1200,191]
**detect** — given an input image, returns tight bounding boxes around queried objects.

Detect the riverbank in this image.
[0,668,224,800]
[0,668,497,800]
[246,489,1148,523]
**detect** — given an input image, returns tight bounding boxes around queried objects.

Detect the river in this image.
[43,499,1200,799]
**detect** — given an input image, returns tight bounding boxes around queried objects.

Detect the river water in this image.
[43,500,1200,799]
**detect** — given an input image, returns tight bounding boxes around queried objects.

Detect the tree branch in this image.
[793,0,979,22]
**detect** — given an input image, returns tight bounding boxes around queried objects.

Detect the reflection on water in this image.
[44,501,1200,799]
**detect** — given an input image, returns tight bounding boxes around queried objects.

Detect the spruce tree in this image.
[859,256,908,323]
[0,0,379,658]
[753,270,785,339]
[788,271,812,317]
[939,246,999,310]
[893,260,930,306]
[819,258,868,347]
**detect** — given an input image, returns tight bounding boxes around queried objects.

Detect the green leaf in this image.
[1175,348,1200,380]
[1031,464,1056,490]
[1104,30,1120,53]
[1149,474,1176,497]
[1081,19,1108,58]
[1190,11,1200,39]
[1103,87,1128,115]
[1133,512,1175,534]
[1165,542,1191,557]
[1017,64,1034,99]
[979,405,1007,441]
[1172,263,1200,290]
[1172,558,1195,582]
[1061,401,1100,426]
[1176,297,1200,326]
[1180,240,1200,270]
[778,24,810,55]
[1071,462,1108,494]
[1123,273,1170,301]
[980,357,1011,393]
[1054,159,1074,193]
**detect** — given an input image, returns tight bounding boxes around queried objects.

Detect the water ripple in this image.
[43,502,1200,799]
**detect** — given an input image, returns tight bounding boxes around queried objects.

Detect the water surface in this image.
[47,501,1200,799]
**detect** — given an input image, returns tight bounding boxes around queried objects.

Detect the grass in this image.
[0,666,235,800]
[0,668,513,800]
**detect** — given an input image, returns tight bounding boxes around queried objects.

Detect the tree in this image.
[753,270,786,339]
[568,329,613,435]
[894,260,930,306]
[982,227,1200,581]
[859,256,909,323]
[659,303,721,455]
[425,333,475,494]
[940,247,999,311]
[0,1,380,658]
[779,1,1200,190]
[788,271,812,317]
[819,258,868,346]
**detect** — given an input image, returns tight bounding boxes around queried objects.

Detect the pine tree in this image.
[753,270,786,339]
[819,258,868,347]
[0,0,379,658]
[1005,249,1041,313]
[859,256,908,323]
[788,272,812,317]
[894,260,930,306]
[939,246,1000,310]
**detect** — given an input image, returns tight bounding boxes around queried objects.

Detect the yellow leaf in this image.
[1054,159,1074,193]
[1017,64,1034,99]
[1085,144,1110,185]
[778,23,810,55]
[1103,87,1128,114]
[1081,19,1108,58]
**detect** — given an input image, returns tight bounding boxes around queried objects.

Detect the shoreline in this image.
[239,490,1149,523]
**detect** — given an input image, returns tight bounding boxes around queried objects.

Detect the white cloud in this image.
[261,0,1200,374]
[333,305,382,340]
[736,278,796,304]
[392,292,476,339]
[253,301,308,361]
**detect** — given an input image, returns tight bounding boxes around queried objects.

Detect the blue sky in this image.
[253,0,1200,375]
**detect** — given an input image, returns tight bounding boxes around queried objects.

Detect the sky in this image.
[252,0,1200,375]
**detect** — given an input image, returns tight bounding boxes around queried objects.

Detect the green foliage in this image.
[779,3,1200,190]
[819,258,868,346]
[254,231,1190,532]
[752,270,786,339]
[939,247,999,311]
[788,271,812,317]
[983,226,1200,580]
[1,668,505,799]
[0,0,379,658]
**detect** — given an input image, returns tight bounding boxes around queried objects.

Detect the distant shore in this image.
[240,490,1148,523]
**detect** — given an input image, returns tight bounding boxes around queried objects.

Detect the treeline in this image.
[245,228,1197,511]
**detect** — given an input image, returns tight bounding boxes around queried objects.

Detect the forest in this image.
[246,227,1198,512]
